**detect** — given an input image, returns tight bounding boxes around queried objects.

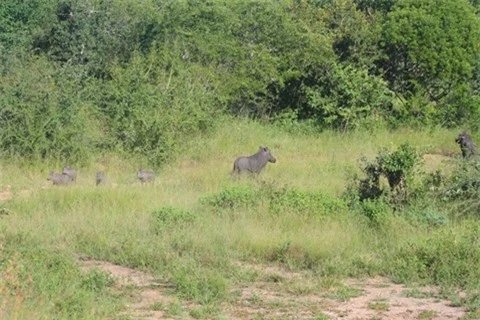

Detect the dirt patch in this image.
[79,259,466,320]
[227,263,465,320]
[79,259,182,320]
[322,277,464,320]
[0,185,13,202]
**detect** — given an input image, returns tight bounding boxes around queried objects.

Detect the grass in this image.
[367,298,390,311]
[417,310,438,319]
[0,118,478,318]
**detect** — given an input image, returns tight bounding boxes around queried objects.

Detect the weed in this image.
[151,206,198,234]
[324,285,363,302]
[150,301,164,311]
[166,300,184,317]
[81,268,115,292]
[367,298,389,311]
[403,288,436,299]
[417,310,437,319]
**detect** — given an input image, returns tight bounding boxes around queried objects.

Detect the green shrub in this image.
[199,186,260,212]
[0,232,120,319]
[151,206,198,234]
[172,260,228,305]
[80,269,115,293]
[0,55,96,162]
[201,183,345,217]
[267,186,346,216]
[359,199,392,227]
[387,224,480,287]
[346,143,421,207]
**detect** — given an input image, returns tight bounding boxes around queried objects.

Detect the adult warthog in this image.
[62,166,77,182]
[455,131,477,159]
[47,171,72,186]
[137,168,155,184]
[232,146,276,175]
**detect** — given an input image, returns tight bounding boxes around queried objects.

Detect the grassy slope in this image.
[0,119,476,318]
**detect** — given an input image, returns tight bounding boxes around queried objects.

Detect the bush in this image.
[0,232,120,318]
[0,55,96,162]
[151,206,198,234]
[199,186,260,212]
[93,48,220,166]
[201,183,346,217]
[359,199,392,227]
[346,143,421,207]
[387,224,480,287]
[440,159,480,218]
[267,185,346,216]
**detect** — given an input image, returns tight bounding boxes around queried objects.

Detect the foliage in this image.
[199,185,260,212]
[1,0,480,165]
[321,0,383,68]
[347,143,421,206]
[92,48,219,166]
[0,233,120,319]
[201,182,345,217]
[0,55,96,162]
[358,198,392,226]
[387,225,480,288]
[380,0,480,125]
[303,64,394,130]
[441,159,480,218]
[151,206,198,234]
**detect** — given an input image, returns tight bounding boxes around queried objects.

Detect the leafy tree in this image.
[0,55,95,161]
[321,0,382,68]
[0,0,55,50]
[303,64,394,130]
[92,47,219,166]
[380,0,480,104]
[354,0,395,15]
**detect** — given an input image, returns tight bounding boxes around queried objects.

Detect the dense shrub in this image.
[151,206,198,234]
[199,185,261,212]
[1,0,480,162]
[201,182,345,217]
[0,232,119,318]
[387,225,480,287]
[0,55,96,161]
[346,143,421,207]
[440,159,480,218]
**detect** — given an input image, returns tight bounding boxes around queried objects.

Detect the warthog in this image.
[232,146,277,175]
[62,166,77,182]
[137,168,155,184]
[96,171,107,186]
[47,171,72,186]
[455,131,477,159]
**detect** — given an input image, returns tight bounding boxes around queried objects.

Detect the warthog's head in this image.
[259,146,276,163]
[456,132,470,145]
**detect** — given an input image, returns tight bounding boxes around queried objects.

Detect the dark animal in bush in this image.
[62,166,77,182]
[47,172,72,186]
[455,132,476,158]
[232,146,277,175]
[137,168,155,184]
[95,171,107,186]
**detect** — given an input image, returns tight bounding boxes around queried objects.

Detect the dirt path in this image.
[79,259,466,320]
[79,260,181,320]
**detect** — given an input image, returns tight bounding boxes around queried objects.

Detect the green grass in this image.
[0,118,477,318]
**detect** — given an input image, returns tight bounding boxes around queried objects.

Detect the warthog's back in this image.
[137,169,155,183]
[62,166,77,182]
[96,171,107,186]
[233,146,276,175]
[48,172,72,186]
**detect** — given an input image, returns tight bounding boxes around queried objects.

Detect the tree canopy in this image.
[0,0,479,163]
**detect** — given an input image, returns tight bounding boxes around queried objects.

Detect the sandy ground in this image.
[79,259,466,320]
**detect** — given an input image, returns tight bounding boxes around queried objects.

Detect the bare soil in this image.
[79,259,466,320]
